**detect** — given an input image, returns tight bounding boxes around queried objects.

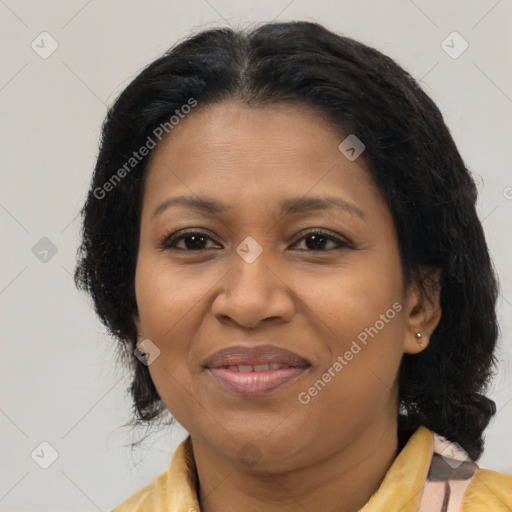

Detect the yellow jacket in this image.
[112,426,512,511]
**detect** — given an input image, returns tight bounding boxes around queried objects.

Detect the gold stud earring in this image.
[415,332,423,347]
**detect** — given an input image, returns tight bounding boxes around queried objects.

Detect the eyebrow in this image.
[152,194,366,220]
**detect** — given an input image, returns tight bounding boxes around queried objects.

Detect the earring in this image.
[415,332,423,347]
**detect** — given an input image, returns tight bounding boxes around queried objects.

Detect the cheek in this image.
[294,277,405,446]
[134,258,219,409]
[135,257,214,338]
[308,285,405,384]
[303,250,404,335]
[300,249,406,392]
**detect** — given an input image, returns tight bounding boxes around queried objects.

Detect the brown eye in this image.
[160,229,351,252]
[292,230,351,251]
[161,231,220,251]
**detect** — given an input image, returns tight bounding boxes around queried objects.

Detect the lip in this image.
[204,345,310,396]
[204,344,310,368]
[207,367,309,396]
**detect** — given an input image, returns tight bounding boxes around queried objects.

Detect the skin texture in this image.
[133,100,441,512]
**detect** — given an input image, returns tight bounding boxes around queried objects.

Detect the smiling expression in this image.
[133,99,425,472]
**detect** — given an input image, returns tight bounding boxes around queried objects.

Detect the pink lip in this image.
[203,344,310,396]
[207,367,308,396]
[203,344,310,368]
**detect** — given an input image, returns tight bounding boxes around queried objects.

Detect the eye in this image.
[160,230,221,251]
[160,228,351,252]
[291,230,351,251]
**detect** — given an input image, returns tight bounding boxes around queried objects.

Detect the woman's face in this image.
[134,100,425,472]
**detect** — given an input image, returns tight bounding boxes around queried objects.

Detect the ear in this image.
[402,266,442,354]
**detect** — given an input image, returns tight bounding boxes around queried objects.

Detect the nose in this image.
[211,247,295,330]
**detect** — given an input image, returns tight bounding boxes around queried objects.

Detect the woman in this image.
[74,21,512,512]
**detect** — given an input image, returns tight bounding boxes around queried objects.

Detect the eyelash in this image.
[159,228,352,252]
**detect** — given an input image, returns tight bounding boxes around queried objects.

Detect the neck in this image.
[192,415,402,512]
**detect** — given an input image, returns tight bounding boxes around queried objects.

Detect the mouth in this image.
[203,345,310,396]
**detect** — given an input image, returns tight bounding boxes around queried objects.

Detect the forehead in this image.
[142,100,383,217]
[148,100,349,164]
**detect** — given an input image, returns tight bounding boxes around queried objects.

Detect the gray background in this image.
[1,1,511,510]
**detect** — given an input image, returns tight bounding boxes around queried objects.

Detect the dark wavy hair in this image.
[74,21,499,460]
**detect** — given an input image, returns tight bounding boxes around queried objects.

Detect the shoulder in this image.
[462,468,512,511]
[110,437,198,512]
